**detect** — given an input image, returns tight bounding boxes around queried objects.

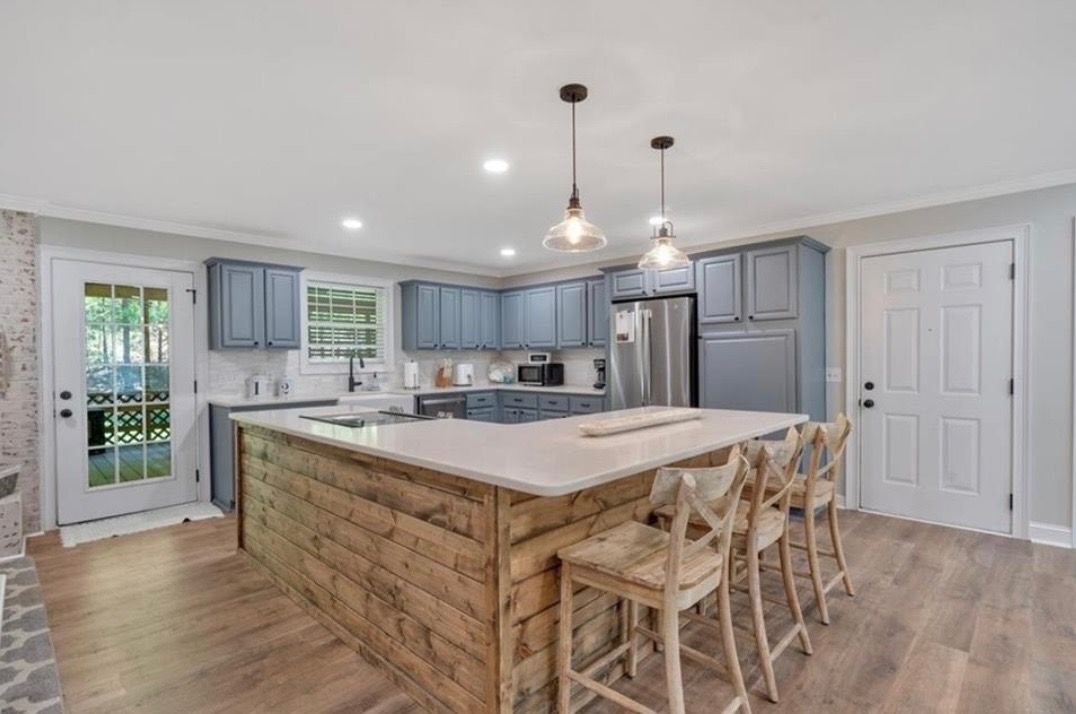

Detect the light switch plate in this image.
[825,368,843,383]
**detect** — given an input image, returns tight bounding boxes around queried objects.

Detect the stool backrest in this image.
[743,428,804,527]
[650,448,750,595]
[800,414,853,493]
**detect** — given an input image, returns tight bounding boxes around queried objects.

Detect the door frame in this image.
[39,245,211,531]
[844,223,1030,539]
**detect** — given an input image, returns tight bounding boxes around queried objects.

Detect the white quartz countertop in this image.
[209,383,604,408]
[231,405,805,496]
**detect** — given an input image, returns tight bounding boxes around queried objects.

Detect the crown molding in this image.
[5,167,1076,280]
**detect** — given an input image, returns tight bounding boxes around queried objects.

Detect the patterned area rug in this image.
[0,557,63,713]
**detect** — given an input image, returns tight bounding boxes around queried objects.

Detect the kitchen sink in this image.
[301,410,433,429]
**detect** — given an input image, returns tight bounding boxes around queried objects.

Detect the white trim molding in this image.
[38,245,211,530]
[1029,522,1073,549]
[845,223,1031,540]
[1071,216,1076,548]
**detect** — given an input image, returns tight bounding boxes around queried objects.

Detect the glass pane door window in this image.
[84,283,173,489]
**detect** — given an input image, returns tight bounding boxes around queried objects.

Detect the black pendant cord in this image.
[570,100,579,204]
[659,146,666,221]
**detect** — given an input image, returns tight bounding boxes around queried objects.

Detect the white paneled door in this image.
[859,241,1013,533]
[52,260,198,525]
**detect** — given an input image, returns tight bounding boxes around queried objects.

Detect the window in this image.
[300,274,394,374]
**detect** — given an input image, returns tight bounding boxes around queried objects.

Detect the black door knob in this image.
[59,408,73,418]
[862,399,875,408]
[59,390,72,400]
[864,381,875,391]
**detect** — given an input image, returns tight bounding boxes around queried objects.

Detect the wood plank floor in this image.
[30,510,1076,713]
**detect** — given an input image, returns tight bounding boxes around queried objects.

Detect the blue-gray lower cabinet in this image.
[466,407,497,422]
[699,330,797,414]
[500,291,525,349]
[207,259,301,350]
[556,282,588,348]
[209,399,337,510]
[587,279,608,347]
[569,396,604,414]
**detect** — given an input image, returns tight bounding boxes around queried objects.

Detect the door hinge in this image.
[1009,493,1013,510]
[1009,263,1015,280]
[1009,378,1014,395]
[186,288,197,304]
[195,469,201,483]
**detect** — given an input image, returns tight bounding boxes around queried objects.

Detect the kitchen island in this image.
[232,406,806,713]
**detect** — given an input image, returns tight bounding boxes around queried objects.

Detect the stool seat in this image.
[558,520,725,593]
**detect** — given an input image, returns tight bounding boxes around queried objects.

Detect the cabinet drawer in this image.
[538,395,569,412]
[569,396,603,414]
[466,392,496,408]
[466,407,496,422]
[501,392,538,409]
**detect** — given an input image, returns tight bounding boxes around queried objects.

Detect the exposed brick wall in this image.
[0,210,39,533]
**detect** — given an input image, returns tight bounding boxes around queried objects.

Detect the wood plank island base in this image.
[232,406,806,713]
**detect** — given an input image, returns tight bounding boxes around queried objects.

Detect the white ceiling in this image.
[3,1,1076,276]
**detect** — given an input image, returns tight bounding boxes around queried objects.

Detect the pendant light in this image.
[543,84,607,253]
[638,136,690,270]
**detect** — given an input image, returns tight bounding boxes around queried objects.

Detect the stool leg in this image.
[557,564,574,713]
[747,545,779,703]
[778,531,812,655]
[626,599,639,678]
[718,566,751,714]
[804,502,830,625]
[827,498,855,596]
[661,606,686,714]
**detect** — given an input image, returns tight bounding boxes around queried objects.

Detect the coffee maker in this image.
[593,358,606,390]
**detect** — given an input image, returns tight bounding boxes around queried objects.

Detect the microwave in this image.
[518,362,564,386]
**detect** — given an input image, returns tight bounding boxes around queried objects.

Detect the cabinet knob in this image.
[734,316,740,322]
[747,315,754,321]
[253,340,259,346]
[267,340,273,346]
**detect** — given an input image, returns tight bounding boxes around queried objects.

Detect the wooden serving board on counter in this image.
[577,407,701,436]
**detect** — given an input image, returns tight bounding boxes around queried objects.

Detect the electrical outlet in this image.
[825,368,843,383]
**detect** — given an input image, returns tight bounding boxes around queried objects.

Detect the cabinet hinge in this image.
[1009,263,1015,280]
[1009,378,1014,395]
[195,469,201,483]
[193,379,198,394]
[1009,493,1013,510]
[186,288,197,304]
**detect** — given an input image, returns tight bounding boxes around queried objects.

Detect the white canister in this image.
[276,376,294,397]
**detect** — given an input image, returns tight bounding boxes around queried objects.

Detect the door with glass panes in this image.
[52,260,198,524]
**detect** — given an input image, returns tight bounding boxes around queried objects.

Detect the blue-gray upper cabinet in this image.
[523,286,557,348]
[401,282,440,350]
[438,287,461,349]
[480,291,500,350]
[650,263,696,294]
[587,279,608,347]
[207,259,301,350]
[609,269,650,299]
[556,282,588,348]
[745,244,798,322]
[263,268,302,348]
[459,289,480,350]
[697,254,742,325]
[500,291,525,349]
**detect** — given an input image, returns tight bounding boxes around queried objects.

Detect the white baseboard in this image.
[1029,521,1073,549]
[835,495,846,509]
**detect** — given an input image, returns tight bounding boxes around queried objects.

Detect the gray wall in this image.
[506,183,1076,530]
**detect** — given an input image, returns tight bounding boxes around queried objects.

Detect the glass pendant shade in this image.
[638,228,690,269]
[544,204,607,252]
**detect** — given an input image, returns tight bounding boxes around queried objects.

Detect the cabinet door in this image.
[587,279,609,347]
[745,245,798,322]
[523,286,557,348]
[264,268,301,348]
[651,264,695,294]
[500,292,525,349]
[480,291,500,350]
[699,330,796,413]
[697,254,742,325]
[219,263,265,348]
[556,282,587,348]
[459,289,480,350]
[517,408,539,423]
[415,284,440,349]
[438,286,461,349]
[609,269,650,299]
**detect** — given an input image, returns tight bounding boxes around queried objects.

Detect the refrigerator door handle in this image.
[640,309,653,406]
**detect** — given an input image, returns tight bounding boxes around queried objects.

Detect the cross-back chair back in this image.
[800,414,853,500]
[744,428,804,525]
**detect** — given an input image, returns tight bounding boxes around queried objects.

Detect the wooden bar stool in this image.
[793,415,855,624]
[556,450,752,714]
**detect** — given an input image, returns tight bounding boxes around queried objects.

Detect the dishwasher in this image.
[417,394,468,419]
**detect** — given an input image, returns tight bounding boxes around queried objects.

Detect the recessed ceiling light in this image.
[500,247,517,257]
[341,217,363,230]
[484,159,510,174]
[648,215,665,226]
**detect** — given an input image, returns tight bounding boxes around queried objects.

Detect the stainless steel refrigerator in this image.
[608,295,696,410]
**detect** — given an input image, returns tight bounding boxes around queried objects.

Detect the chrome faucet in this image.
[348,353,365,392]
